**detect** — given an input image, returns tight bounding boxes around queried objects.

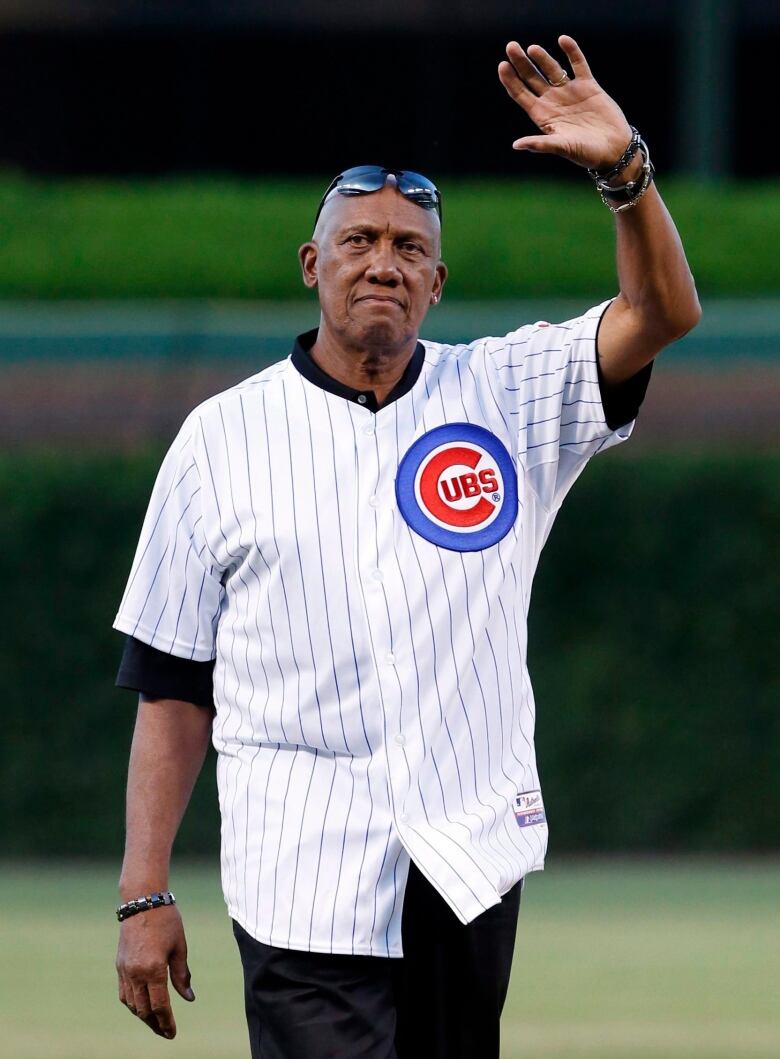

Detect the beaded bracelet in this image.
[116,890,176,922]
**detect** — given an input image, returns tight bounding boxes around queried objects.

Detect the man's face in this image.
[299,184,447,353]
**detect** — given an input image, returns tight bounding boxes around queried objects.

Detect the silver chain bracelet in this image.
[599,161,655,213]
[593,133,655,214]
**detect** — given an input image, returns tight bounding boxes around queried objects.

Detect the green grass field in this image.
[1,860,778,1059]
[0,174,778,300]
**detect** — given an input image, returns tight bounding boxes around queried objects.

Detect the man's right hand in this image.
[116,905,195,1039]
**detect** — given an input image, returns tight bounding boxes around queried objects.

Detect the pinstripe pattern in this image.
[114,299,633,957]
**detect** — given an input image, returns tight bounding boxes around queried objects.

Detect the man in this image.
[113,35,700,1059]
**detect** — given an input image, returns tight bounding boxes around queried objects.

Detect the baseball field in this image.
[2,859,777,1059]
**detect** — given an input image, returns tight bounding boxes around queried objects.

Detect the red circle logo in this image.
[414,442,504,532]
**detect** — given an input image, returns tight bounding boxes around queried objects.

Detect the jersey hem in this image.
[227,908,404,959]
[500,861,544,896]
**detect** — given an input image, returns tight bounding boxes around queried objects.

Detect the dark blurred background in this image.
[0,0,775,179]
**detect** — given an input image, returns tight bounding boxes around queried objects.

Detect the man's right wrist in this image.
[117,890,176,921]
[119,874,170,902]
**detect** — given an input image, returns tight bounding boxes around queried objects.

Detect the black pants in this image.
[233,861,522,1059]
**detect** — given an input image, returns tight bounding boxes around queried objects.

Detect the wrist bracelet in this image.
[599,161,654,213]
[588,127,641,183]
[117,890,176,922]
[594,134,655,214]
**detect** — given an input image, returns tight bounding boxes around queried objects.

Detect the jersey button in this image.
[385,651,396,665]
[371,568,384,582]
[394,733,406,746]
[369,494,379,508]
[357,394,368,405]
[399,812,409,824]
[363,424,374,436]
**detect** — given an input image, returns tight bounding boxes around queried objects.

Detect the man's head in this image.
[299,166,447,356]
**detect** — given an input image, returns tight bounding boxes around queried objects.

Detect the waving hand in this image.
[498,36,633,173]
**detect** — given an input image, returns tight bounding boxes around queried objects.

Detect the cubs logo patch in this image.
[395,423,518,551]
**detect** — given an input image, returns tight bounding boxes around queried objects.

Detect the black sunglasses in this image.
[314,165,442,227]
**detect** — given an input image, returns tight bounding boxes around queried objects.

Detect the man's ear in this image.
[432,260,448,301]
[298,242,319,289]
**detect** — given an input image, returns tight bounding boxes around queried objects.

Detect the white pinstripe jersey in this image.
[114,299,633,957]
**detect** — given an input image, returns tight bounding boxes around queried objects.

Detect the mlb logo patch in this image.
[514,789,546,828]
[395,423,518,552]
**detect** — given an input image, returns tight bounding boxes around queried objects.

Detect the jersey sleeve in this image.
[487,299,641,512]
[113,415,224,662]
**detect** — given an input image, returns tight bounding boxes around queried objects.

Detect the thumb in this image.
[170,944,195,1002]
[512,135,565,154]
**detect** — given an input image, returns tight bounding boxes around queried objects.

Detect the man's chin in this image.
[349,318,413,352]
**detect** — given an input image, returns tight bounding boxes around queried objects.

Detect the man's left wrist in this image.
[602,153,645,188]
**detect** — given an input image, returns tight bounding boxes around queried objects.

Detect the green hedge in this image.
[0,174,778,299]
[3,450,778,858]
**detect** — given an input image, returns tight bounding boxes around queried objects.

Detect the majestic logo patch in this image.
[514,790,546,828]
[395,423,518,551]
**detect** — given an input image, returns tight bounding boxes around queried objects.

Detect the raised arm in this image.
[116,696,213,1040]
[498,35,701,384]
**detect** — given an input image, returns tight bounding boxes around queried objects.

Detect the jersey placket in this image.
[352,405,412,836]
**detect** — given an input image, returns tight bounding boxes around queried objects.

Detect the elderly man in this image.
[113,35,699,1059]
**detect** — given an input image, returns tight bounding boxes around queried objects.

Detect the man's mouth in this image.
[355,295,403,307]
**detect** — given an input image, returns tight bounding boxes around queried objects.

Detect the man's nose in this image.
[365,244,402,284]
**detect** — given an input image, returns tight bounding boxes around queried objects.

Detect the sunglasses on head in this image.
[314,165,442,227]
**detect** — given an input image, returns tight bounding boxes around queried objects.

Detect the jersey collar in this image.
[291,329,426,413]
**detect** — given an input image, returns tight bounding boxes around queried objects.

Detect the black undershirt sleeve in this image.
[593,305,654,430]
[116,636,216,709]
[596,356,653,430]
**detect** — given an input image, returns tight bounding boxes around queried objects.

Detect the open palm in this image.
[498,36,633,172]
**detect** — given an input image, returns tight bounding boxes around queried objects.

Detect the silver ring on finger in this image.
[550,72,569,87]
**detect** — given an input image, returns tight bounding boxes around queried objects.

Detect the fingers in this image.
[118,970,141,1019]
[130,979,152,1024]
[148,979,178,1039]
[118,972,132,1013]
[504,41,549,96]
[132,978,172,1039]
[121,975,177,1039]
[512,134,568,155]
[497,59,537,110]
[117,950,181,1038]
[526,43,569,87]
[558,35,592,78]
[169,940,196,1002]
[499,36,594,100]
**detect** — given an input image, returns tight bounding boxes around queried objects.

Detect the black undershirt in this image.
[116,327,652,707]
